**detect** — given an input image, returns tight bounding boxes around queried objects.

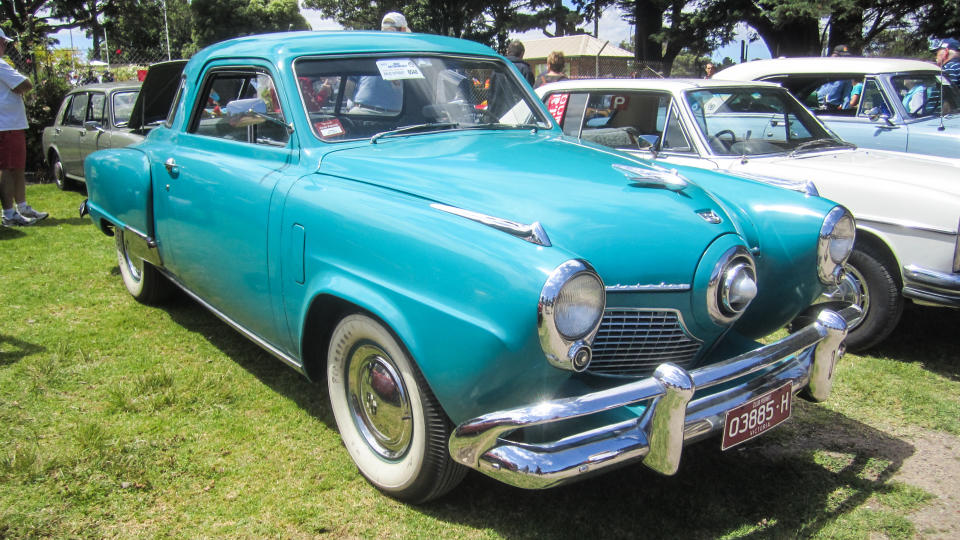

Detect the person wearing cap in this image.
[349,12,411,115]
[932,38,960,87]
[0,27,47,226]
[831,44,851,57]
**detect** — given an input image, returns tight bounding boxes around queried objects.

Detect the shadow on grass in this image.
[424,404,915,539]
[159,292,336,427]
[145,283,916,537]
[0,334,45,366]
[31,216,91,227]
[870,303,960,380]
[0,226,28,239]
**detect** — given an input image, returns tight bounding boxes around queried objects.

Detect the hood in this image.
[128,60,187,131]
[731,148,960,230]
[318,131,742,287]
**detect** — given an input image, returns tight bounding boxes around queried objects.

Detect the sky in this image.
[49,5,771,64]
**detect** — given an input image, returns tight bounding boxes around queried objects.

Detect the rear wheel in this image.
[327,314,466,503]
[50,153,73,191]
[115,230,171,304]
[841,245,903,351]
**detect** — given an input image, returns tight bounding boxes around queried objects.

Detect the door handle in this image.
[164,158,180,178]
[55,127,61,134]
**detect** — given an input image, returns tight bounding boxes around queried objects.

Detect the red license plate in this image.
[721,383,792,450]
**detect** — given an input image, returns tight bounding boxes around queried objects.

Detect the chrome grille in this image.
[588,309,702,377]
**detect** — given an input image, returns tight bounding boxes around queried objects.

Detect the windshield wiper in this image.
[464,122,542,132]
[788,138,855,157]
[371,122,460,144]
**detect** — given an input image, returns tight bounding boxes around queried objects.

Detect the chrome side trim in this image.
[448,306,859,490]
[157,268,306,375]
[855,214,957,237]
[430,203,551,247]
[954,217,960,274]
[605,283,691,292]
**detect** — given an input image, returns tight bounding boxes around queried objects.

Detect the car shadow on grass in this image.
[158,292,336,427]
[424,403,915,539]
[870,303,960,380]
[0,334,45,366]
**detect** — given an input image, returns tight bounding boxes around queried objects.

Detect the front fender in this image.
[84,147,154,239]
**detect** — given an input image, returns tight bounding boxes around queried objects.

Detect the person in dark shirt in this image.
[505,40,533,86]
[932,38,960,87]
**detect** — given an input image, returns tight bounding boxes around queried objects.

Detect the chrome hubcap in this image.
[827,264,869,329]
[346,343,412,460]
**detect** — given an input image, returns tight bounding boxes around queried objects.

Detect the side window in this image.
[191,70,290,146]
[64,94,88,126]
[857,79,891,118]
[112,91,138,127]
[660,105,693,153]
[87,93,106,124]
[543,92,587,136]
[577,92,664,150]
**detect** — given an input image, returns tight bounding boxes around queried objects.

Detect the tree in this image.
[189,0,309,50]
[103,0,193,61]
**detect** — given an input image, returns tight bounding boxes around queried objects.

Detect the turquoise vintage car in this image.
[81,31,858,503]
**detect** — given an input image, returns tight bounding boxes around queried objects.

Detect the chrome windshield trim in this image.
[430,203,552,247]
[605,283,691,292]
[855,214,957,236]
[448,306,860,489]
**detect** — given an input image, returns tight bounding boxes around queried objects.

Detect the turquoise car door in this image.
[151,67,296,346]
[822,78,908,152]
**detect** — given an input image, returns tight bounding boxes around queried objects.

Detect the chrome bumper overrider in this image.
[902,265,960,307]
[448,306,860,489]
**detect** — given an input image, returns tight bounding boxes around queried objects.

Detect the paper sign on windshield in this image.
[376,59,425,81]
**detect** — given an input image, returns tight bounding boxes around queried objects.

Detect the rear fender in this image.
[84,148,160,266]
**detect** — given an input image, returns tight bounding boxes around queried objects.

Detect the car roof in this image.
[715,57,941,80]
[536,77,785,94]
[69,82,141,93]
[188,30,500,70]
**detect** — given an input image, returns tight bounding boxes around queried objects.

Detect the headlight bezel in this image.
[818,206,856,286]
[538,260,606,372]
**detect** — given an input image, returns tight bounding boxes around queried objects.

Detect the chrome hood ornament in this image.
[613,163,689,192]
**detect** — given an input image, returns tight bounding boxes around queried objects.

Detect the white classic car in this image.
[536,78,960,350]
[714,57,959,159]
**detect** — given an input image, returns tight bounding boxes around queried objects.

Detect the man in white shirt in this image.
[0,27,47,226]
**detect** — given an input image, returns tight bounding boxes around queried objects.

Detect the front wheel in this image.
[327,314,466,503]
[116,230,171,305]
[50,153,73,191]
[841,245,903,351]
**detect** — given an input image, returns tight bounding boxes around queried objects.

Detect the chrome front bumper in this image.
[448,306,860,489]
[902,265,960,307]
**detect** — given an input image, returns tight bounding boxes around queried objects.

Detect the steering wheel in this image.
[709,129,738,152]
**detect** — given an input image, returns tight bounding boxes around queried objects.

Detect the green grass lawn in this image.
[2,184,958,538]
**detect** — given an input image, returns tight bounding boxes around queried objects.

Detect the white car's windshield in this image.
[890,74,960,119]
[294,55,551,142]
[684,87,844,156]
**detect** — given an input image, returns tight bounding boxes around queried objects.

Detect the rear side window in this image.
[88,93,106,124]
[190,69,290,147]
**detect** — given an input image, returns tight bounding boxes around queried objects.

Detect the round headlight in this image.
[818,206,856,285]
[538,260,606,372]
[708,246,757,325]
[555,272,605,339]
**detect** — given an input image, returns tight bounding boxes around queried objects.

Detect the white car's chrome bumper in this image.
[448,306,860,489]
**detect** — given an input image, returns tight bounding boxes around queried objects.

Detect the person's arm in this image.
[12,79,32,95]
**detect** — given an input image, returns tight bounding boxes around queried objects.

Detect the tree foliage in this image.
[189,0,309,50]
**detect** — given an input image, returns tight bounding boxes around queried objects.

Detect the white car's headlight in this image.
[539,260,605,372]
[818,206,856,285]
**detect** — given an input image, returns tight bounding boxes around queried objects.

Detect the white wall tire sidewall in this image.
[116,231,146,298]
[327,314,426,492]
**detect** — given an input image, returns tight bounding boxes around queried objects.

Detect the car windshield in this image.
[890,74,960,119]
[684,87,842,156]
[294,55,551,142]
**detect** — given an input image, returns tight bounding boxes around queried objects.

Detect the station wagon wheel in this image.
[115,229,171,305]
[50,152,73,191]
[841,245,903,351]
[327,314,466,503]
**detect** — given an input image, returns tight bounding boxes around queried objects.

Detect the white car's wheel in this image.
[115,230,171,304]
[842,245,903,351]
[327,314,465,502]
